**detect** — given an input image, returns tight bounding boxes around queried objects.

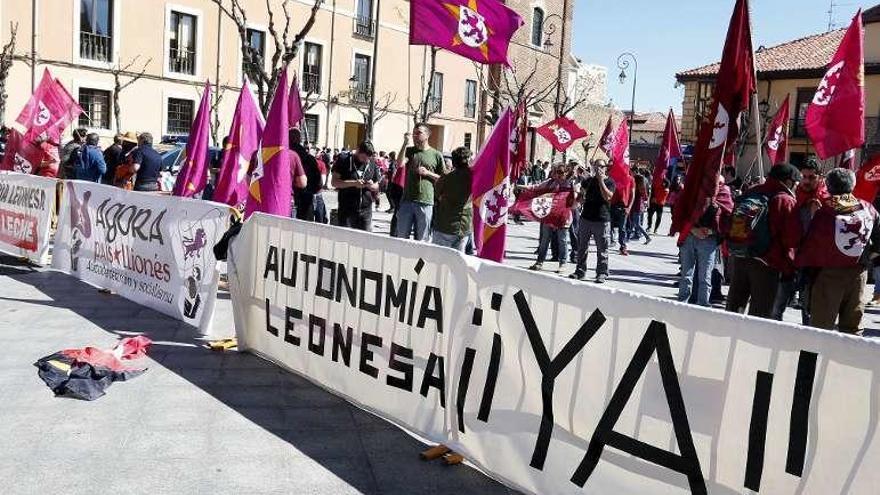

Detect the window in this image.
[303,43,323,93]
[243,28,265,75]
[465,79,477,118]
[78,88,111,129]
[793,88,814,138]
[303,114,320,145]
[167,98,194,135]
[531,8,545,47]
[80,0,113,61]
[464,132,473,150]
[429,72,444,114]
[354,0,375,38]
[694,81,715,134]
[352,54,371,104]
[169,11,197,75]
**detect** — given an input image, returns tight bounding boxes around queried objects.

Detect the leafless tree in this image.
[409,47,440,124]
[211,0,322,113]
[356,92,397,134]
[196,83,228,146]
[110,56,152,132]
[473,58,557,126]
[0,23,18,123]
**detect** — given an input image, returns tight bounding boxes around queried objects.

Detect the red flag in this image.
[16,69,83,142]
[806,10,864,160]
[409,0,524,66]
[535,116,588,153]
[510,188,572,229]
[764,95,790,165]
[598,116,614,156]
[608,119,630,189]
[672,0,755,234]
[854,154,880,202]
[510,189,572,229]
[509,101,529,183]
[652,109,682,190]
[0,129,45,174]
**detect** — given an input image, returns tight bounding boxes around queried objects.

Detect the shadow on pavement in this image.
[1,256,515,494]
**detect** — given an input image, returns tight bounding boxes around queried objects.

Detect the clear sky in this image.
[572,0,875,113]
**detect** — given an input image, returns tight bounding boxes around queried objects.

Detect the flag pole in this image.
[747,0,764,179]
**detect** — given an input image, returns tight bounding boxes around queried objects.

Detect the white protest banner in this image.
[53,181,228,333]
[228,213,880,495]
[0,172,57,265]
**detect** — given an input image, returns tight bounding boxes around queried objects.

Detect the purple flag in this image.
[472,106,513,262]
[409,0,523,66]
[289,75,304,129]
[172,81,212,198]
[213,78,265,208]
[245,70,292,218]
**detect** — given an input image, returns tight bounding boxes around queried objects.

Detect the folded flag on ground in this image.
[34,336,152,401]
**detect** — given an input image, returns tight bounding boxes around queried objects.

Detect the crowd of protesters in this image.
[4,123,878,336]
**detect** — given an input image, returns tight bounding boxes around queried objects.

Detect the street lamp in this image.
[617,52,638,145]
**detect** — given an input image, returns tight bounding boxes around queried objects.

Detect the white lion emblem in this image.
[13,154,33,174]
[458,6,488,48]
[34,101,51,126]
[709,104,730,150]
[767,125,784,151]
[531,195,553,219]
[813,61,845,106]
[480,179,511,228]
[553,127,572,145]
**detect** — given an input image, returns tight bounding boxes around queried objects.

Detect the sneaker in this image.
[867,298,880,307]
[569,271,586,280]
[528,263,543,271]
[619,247,629,256]
[557,262,567,273]
[595,275,607,284]
[644,237,652,245]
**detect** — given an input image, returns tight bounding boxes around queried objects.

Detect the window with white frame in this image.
[78,88,111,129]
[303,43,323,94]
[304,114,320,145]
[429,72,444,114]
[167,98,194,135]
[169,10,197,75]
[243,28,265,76]
[465,79,477,118]
[80,0,114,62]
[352,54,371,104]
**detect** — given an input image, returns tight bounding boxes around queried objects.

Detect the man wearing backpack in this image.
[725,164,801,318]
[795,168,880,333]
[290,128,323,221]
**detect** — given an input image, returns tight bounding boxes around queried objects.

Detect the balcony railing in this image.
[428,97,442,115]
[169,48,196,75]
[350,84,371,105]
[303,72,321,94]
[80,31,112,62]
[353,16,375,39]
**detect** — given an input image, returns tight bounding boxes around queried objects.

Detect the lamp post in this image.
[541,7,569,160]
[366,0,382,140]
[617,52,638,145]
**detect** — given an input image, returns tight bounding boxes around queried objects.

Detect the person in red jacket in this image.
[796,168,880,334]
[726,164,802,318]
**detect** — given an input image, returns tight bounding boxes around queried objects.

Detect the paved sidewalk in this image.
[0,256,516,495]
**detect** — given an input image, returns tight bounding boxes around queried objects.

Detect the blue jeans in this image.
[432,231,467,252]
[629,211,651,241]
[678,233,718,306]
[537,224,568,264]
[395,200,433,240]
[873,266,880,296]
